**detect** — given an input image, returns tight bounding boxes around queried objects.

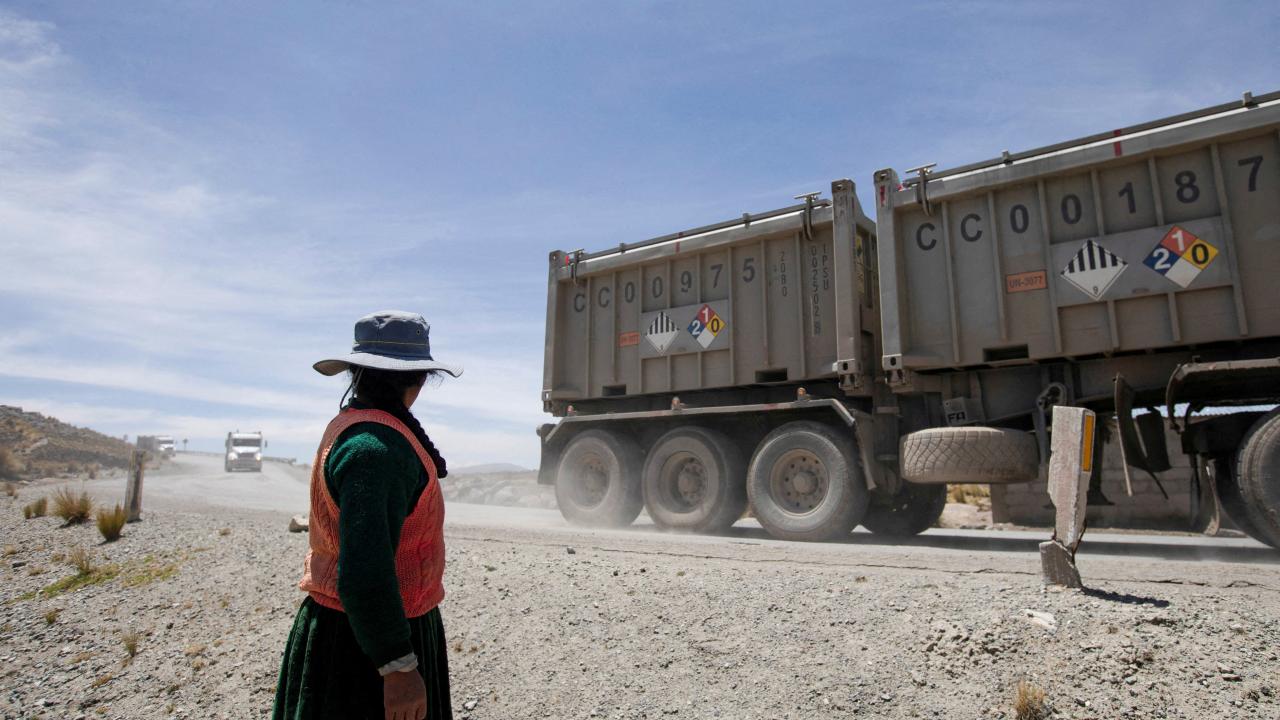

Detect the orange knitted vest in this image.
[298,409,446,618]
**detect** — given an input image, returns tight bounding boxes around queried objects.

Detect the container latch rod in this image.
[906,163,937,217]
[794,192,821,242]
[1033,382,1068,472]
[567,249,585,282]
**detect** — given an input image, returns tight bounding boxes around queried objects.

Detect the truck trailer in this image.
[873,91,1280,548]
[538,91,1280,548]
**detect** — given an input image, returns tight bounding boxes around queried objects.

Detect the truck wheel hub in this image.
[675,460,705,501]
[771,450,828,513]
[578,457,608,506]
[791,471,817,495]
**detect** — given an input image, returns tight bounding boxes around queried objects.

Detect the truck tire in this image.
[746,421,868,542]
[555,430,644,528]
[860,482,947,537]
[1235,410,1280,549]
[642,426,747,534]
[899,427,1038,484]
[1212,457,1265,542]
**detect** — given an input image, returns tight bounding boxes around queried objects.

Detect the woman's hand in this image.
[383,669,427,720]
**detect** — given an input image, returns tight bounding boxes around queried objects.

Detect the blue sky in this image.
[1,1,1277,467]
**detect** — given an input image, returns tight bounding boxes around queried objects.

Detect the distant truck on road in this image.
[136,435,175,458]
[225,431,265,472]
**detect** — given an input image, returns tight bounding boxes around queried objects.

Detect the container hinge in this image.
[906,163,937,217]
[794,191,821,242]
[833,358,863,390]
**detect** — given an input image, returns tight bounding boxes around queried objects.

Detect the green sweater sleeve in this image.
[324,423,422,667]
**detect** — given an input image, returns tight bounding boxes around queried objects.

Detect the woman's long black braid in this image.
[344,367,448,478]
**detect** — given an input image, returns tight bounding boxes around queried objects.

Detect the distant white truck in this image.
[225,431,265,472]
[136,434,175,458]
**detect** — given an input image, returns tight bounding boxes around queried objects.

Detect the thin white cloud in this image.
[0,9,545,467]
[0,11,61,71]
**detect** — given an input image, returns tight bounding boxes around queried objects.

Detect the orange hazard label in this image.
[1006,270,1047,293]
[618,332,640,347]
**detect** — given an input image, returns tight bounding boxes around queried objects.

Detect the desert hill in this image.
[0,405,134,479]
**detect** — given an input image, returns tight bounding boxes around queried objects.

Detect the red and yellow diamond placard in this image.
[1143,225,1218,288]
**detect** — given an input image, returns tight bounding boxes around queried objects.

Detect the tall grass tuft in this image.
[1014,679,1047,720]
[23,497,48,519]
[67,546,96,576]
[96,504,127,542]
[3,481,16,497]
[52,487,94,525]
[121,629,140,658]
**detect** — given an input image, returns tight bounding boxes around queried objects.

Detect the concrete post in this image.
[125,450,145,523]
[1039,406,1096,588]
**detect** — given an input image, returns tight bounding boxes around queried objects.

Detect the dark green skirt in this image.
[273,597,453,720]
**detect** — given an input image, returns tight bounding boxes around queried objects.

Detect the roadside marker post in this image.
[1040,406,1096,588]
[125,450,145,523]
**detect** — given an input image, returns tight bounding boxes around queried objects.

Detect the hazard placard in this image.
[687,304,726,349]
[645,312,678,354]
[1143,225,1218,288]
[1060,239,1127,301]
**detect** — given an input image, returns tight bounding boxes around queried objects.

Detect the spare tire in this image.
[900,427,1038,485]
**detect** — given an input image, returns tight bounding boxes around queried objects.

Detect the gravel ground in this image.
[2,478,1278,720]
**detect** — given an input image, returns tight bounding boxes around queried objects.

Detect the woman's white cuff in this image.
[377,652,419,676]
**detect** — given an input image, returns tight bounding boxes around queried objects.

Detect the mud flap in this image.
[1113,374,1170,500]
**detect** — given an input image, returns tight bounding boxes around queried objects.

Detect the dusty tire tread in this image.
[900,427,1038,485]
[1234,410,1280,549]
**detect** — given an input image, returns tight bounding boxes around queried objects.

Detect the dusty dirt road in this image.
[2,454,1278,719]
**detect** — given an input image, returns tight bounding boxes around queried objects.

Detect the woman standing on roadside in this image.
[274,311,461,720]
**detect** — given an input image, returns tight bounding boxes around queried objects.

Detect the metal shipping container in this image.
[874,92,1280,379]
[542,180,878,411]
[874,92,1280,550]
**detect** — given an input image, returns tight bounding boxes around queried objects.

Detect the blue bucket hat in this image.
[313,310,463,378]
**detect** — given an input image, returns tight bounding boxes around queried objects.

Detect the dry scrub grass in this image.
[1014,679,1047,720]
[22,496,48,519]
[52,487,94,524]
[3,481,16,497]
[0,448,24,480]
[10,547,122,601]
[948,483,992,506]
[121,629,140,658]
[68,546,96,575]
[96,504,127,542]
[44,608,61,625]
